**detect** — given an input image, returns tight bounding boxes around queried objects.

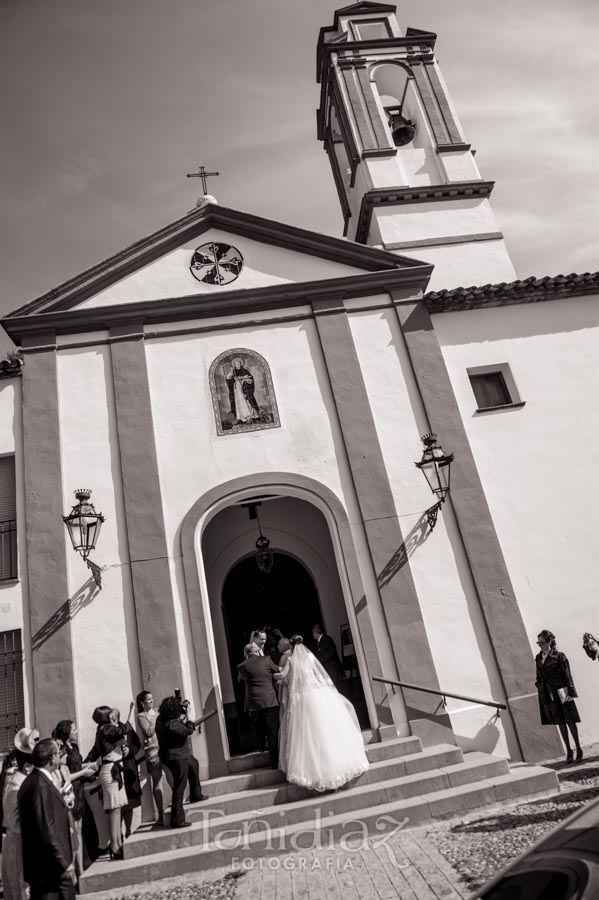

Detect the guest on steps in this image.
[1,729,35,900]
[18,738,77,900]
[136,690,168,825]
[156,695,205,829]
[87,706,128,859]
[51,721,96,883]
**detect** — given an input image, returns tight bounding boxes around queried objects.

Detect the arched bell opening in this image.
[371,62,416,147]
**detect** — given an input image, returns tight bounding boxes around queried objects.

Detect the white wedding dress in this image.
[279,643,369,791]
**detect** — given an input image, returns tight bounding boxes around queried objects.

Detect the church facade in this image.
[1,2,598,776]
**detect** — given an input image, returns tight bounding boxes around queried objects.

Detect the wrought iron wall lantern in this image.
[254,507,273,575]
[63,489,105,587]
[415,433,454,531]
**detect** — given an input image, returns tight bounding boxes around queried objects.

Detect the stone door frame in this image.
[179,472,390,777]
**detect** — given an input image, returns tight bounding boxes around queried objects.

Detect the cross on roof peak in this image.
[186,165,220,195]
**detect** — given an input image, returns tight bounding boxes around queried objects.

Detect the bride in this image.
[276,634,368,791]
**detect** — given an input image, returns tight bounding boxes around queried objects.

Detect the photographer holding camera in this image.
[155,693,206,828]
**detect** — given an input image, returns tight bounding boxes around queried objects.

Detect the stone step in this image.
[123,750,505,861]
[365,734,423,763]
[80,763,558,894]
[224,733,422,777]
[195,745,470,815]
[202,738,452,800]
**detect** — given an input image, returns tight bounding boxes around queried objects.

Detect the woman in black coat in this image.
[535,629,583,762]
[121,711,143,838]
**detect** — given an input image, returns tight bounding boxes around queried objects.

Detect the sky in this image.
[1,0,597,314]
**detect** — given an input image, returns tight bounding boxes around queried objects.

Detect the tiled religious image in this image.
[209,348,280,436]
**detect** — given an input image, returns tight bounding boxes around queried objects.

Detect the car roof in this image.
[531,794,599,858]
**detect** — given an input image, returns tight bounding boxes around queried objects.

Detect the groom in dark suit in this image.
[312,623,344,685]
[237,644,280,768]
[18,738,75,900]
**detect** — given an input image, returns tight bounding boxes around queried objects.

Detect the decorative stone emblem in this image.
[209,349,280,436]
[190,242,243,285]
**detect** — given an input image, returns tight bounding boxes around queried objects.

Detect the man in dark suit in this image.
[237,644,280,768]
[18,738,75,900]
[312,623,344,685]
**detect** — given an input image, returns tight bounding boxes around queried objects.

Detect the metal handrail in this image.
[372,676,506,711]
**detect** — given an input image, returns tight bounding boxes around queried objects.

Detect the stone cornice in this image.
[6,204,427,320]
[355,181,495,244]
[436,142,472,153]
[3,265,433,344]
[317,34,437,85]
[425,272,599,313]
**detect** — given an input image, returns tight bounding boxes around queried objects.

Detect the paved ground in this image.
[424,744,599,894]
[45,744,599,900]
[84,830,467,900]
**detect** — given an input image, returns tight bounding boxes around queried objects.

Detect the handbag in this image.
[57,767,75,809]
[582,632,599,660]
[102,758,124,790]
[557,687,570,703]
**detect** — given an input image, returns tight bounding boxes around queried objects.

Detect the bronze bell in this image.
[388,110,416,147]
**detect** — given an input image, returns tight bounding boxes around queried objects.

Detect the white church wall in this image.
[145,316,410,736]
[346,164,381,239]
[417,240,518,292]
[347,303,516,757]
[144,321,348,714]
[78,229,367,309]
[370,198,516,291]
[433,294,599,746]
[143,305,313,338]
[367,151,436,189]
[440,150,480,184]
[57,345,143,753]
[374,197,504,246]
[0,381,23,633]
[0,378,31,726]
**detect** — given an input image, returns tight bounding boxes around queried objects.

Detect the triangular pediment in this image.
[5,203,430,320]
[334,2,397,22]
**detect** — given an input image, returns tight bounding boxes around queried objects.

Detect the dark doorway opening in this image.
[221,551,368,755]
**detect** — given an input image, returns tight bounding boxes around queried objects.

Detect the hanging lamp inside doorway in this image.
[254,506,274,574]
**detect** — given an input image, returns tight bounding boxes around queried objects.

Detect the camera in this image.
[174,687,190,716]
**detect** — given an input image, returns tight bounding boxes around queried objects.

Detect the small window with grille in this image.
[467,364,524,413]
[0,456,17,581]
[0,629,25,749]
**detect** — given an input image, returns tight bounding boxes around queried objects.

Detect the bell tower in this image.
[316,2,516,289]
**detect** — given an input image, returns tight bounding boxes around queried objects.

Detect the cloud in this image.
[56,153,102,193]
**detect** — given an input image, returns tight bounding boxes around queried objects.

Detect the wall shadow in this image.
[376,509,431,590]
[455,717,501,754]
[31,576,99,652]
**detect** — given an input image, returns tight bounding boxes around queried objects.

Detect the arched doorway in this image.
[222,551,322,753]
[197,489,376,764]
